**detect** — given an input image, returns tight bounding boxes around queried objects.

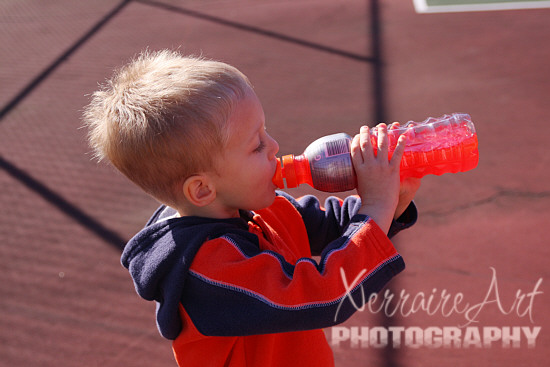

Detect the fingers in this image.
[380,122,408,166]
[389,121,401,130]
[390,134,408,167]
[352,122,407,167]
[351,125,373,164]
[360,125,374,161]
[351,130,361,162]
[376,123,389,159]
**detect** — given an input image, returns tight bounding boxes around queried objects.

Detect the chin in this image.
[257,191,277,210]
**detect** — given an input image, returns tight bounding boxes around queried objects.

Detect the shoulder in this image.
[254,191,305,224]
[122,207,251,265]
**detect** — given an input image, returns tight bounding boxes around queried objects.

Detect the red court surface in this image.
[1,1,549,366]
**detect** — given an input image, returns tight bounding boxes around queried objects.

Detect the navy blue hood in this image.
[121,205,251,340]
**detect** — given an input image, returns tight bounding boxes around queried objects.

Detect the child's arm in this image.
[351,124,407,233]
[284,192,416,256]
[179,213,403,337]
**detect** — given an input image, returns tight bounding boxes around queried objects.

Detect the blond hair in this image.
[83,50,252,206]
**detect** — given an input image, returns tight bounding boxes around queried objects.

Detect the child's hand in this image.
[388,122,421,219]
[351,124,407,233]
[395,178,421,219]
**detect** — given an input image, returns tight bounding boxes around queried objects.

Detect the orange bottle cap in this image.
[282,154,297,188]
[272,158,284,189]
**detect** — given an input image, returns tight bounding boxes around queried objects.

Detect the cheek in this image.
[251,157,271,174]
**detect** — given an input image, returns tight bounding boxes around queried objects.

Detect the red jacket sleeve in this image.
[181,195,405,336]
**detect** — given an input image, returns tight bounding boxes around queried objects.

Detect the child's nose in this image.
[267,134,279,158]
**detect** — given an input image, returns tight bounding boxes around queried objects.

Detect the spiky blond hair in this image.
[83,50,252,205]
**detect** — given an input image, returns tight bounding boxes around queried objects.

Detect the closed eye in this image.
[253,140,266,153]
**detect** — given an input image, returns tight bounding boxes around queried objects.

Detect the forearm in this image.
[357,203,395,235]
[182,217,404,336]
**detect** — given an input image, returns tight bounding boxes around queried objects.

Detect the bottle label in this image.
[325,139,350,157]
[304,133,356,192]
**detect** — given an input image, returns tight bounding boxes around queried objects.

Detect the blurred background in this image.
[1,1,549,366]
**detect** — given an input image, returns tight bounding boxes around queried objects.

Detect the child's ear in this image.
[182,175,216,207]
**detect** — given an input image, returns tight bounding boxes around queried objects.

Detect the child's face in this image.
[211,87,280,216]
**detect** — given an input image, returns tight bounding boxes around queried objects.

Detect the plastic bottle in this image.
[272,113,479,192]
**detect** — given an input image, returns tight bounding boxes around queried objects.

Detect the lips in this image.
[271,158,284,189]
[271,160,281,190]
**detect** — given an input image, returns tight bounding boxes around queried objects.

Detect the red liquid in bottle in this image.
[273,113,479,192]
[376,113,479,178]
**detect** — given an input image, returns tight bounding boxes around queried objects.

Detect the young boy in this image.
[84,50,419,367]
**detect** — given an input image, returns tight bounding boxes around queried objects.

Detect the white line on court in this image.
[413,0,550,13]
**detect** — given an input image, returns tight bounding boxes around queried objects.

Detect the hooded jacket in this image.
[121,191,416,366]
